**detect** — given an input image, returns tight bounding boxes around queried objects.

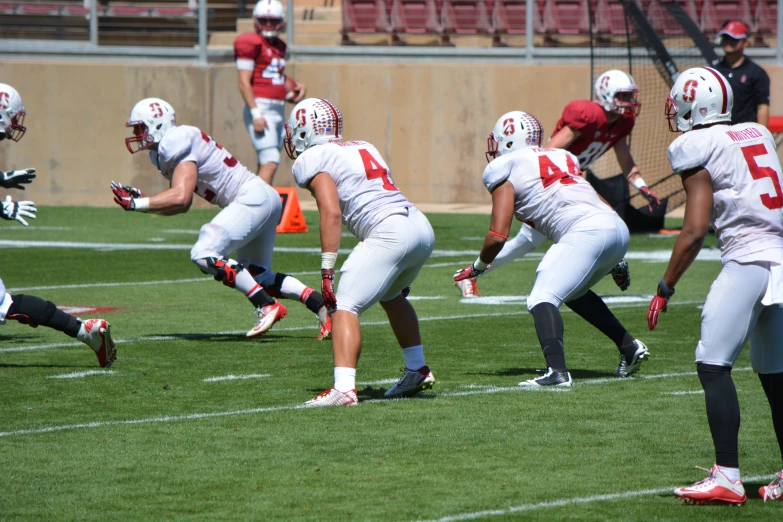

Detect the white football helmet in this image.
[0,84,26,142]
[594,70,641,117]
[666,67,733,132]
[284,98,343,160]
[253,0,285,38]
[486,111,544,162]
[125,97,176,154]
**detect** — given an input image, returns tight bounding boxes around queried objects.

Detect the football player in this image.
[455,110,649,386]
[114,97,330,340]
[235,0,306,185]
[285,98,436,406]
[649,67,783,504]
[456,70,659,298]
[0,83,115,367]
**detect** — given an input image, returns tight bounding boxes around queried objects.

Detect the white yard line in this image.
[661,390,705,396]
[417,474,773,522]
[202,374,271,382]
[357,378,399,386]
[47,370,114,379]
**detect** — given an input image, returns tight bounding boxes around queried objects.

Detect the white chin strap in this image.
[261,30,279,38]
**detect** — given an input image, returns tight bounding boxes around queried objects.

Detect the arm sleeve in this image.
[561,101,594,132]
[482,156,513,192]
[292,149,325,188]
[756,68,771,106]
[234,35,257,71]
[159,127,198,171]
[668,133,708,173]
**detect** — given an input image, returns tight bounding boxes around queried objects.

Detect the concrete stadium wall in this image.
[0,58,781,207]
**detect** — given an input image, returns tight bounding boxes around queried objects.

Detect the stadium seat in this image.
[0,4,15,15]
[542,0,589,36]
[105,7,152,17]
[700,0,752,35]
[342,0,390,42]
[17,4,62,15]
[151,8,196,18]
[441,0,492,36]
[647,0,699,36]
[753,0,777,45]
[492,0,544,37]
[593,0,627,36]
[390,0,441,36]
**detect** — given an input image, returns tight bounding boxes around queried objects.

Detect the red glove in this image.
[453,263,486,282]
[111,181,144,211]
[321,269,337,310]
[640,186,661,211]
[647,280,675,330]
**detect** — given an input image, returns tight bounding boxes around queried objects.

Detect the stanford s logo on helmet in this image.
[284,98,343,160]
[253,0,285,38]
[666,67,733,132]
[125,98,177,154]
[594,70,641,117]
[486,111,543,163]
[0,83,26,142]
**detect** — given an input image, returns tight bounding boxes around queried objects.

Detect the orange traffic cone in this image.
[275,187,308,233]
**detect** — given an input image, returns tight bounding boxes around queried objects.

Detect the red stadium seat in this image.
[151,8,196,18]
[754,0,778,44]
[390,0,441,35]
[441,0,492,35]
[647,0,699,36]
[61,6,93,17]
[542,0,589,36]
[700,0,752,35]
[105,7,151,17]
[342,0,390,39]
[492,0,543,35]
[0,4,16,15]
[17,4,62,15]
[593,0,627,36]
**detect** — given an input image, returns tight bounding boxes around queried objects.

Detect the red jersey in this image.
[551,100,635,168]
[234,32,287,100]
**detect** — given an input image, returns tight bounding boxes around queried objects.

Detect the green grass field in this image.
[0,207,780,521]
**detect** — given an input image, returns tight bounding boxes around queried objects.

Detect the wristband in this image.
[489,230,509,240]
[474,257,487,271]
[133,197,150,212]
[632,177,648,190]
[250,107,263,121]
[658,278,675,298]
[321,252,338,270]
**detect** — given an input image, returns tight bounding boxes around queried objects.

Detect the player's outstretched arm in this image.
[648,168,712,330]
[0,168,36,190]
[309,172,342,309]
[1,195,36,226]
[112,162,196,215]
[454,181,514,282]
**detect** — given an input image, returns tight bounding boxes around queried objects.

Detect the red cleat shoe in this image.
[79,319,116,368]
[455,278,480,298]
[315,306,331,341]
[305,388,358,407]
[760,470,783,502]
[246,302,287,338]
[673,465,746,505]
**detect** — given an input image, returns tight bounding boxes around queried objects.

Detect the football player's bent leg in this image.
[6,293,81,336]
[698,363,741,470]
[565,290,637,355]
[194,257,275,309]
[249,267,325,314]
[484,224,546,274]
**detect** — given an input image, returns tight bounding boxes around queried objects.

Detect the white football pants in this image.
[485,223,546,274]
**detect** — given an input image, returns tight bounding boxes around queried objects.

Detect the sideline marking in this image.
[661,390,704,396]
[202,374,271,382]
[47,370,114,379]
[418,473,773,522]
[0,367,750,439]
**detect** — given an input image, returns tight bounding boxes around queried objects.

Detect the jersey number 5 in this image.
[741,143,783,210]
[539,154,579,188]
[359,149,398,191]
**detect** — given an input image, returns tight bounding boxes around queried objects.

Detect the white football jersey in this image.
[292,141,411,240]
[482,147,617,242]
[668,123,783,264]
[150,125,258,208]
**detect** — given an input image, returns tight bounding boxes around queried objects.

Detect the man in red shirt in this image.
[235,0,306,184]
[456,69,661,298]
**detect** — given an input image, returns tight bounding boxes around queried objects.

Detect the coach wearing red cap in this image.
[714,20,770,128]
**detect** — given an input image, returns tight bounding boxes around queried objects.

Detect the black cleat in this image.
[519,367,573,387]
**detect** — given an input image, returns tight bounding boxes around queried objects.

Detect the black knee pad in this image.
[7,294,56,327]
[202,257,244,288]
[264,272,288,299]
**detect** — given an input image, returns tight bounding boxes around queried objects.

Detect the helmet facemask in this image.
[283,122,305,160]
[125,122,157,153]
[486,133,500,163]
[613,90,641,117]
[0,109,26,142]
[254,16,285,38]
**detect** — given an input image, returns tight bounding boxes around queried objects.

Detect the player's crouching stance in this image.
[0,84,114,367]
[285,98,436,406]
[649,67,783,505]
[455,111,648,387]
[115,98,330,340]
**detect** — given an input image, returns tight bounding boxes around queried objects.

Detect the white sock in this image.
[334,367,356,392]
[75,321,87,341]
[402,345,426,370]
[718,465,741,482]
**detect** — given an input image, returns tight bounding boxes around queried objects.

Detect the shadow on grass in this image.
[0,363,84,368]
[302,387,436,402]
[147,331,324,343]
[470,367,616,379]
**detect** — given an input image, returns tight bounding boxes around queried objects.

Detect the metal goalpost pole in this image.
[199,0,208,64]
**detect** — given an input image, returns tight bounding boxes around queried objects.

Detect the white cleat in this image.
[79,318,116,368]
[615,339,650,377]
[673,464,746,505]
[455,278,480,298]
[305,388,358,407]
[760,469,783,502]
[385,366,435,397]
[246,302,288,338]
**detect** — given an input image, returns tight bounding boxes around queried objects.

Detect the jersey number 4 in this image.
[359,149,398,191]
[742,143,783,210]
[539,154,579,188]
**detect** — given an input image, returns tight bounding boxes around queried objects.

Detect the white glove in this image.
[1,195,37,226]
[0,168,36,189]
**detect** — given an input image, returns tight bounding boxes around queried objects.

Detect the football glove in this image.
[610,259,630,291]
[0,168,36,190]
[647,279,675,331]
[111,181,144,211]
[321,269,337,310]
[1,195,36,226]
[453,263,487,282]
[639,187,661,211]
